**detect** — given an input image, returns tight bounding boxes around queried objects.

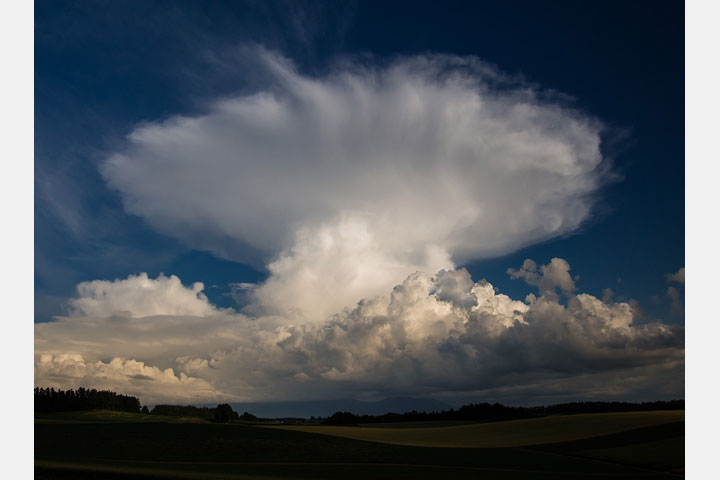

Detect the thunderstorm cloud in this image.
[101,50,607,321]
[35,51,682,405]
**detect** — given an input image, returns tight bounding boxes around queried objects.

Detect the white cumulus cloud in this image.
[68,273,224,318]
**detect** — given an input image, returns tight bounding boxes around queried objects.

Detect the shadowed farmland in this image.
[35,410,683,479]
[270,410,683,448]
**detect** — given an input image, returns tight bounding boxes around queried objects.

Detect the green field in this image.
[35,410,684,479]
[270,410,684,448]
[34,409,194,424]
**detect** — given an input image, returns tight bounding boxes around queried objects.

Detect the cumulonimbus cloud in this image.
[101,50,608,321]
[36,51,681,405]
[35,259,684,405]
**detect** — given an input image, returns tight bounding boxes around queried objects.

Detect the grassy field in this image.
[35,410,684,479]
[270,410,684,448]
[34,410,190,424]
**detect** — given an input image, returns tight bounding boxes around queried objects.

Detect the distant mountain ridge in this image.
[203,397,453,418]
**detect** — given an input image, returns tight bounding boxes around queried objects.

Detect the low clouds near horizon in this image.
[35,259,684,405]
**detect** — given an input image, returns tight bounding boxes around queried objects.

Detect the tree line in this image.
[35,387,682,425]
[150,403,257,422]
[322,400,685,425]
[34,387,257,423]
[35,387,141,413]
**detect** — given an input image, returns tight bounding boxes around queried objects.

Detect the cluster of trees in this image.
[34,388,258,423]
[150,404,218,421]
[323,400,685,425]
[150,403,257,423]
[36,387,682,425]
[35,387,141,413]
[529,400,685,415]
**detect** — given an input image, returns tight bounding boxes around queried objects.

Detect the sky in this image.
[33,0,685,407]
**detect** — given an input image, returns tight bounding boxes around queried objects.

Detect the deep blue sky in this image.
[35,0,684,323]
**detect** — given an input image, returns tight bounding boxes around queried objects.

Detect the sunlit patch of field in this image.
[269,411,684,448]
[358,420,475,429]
